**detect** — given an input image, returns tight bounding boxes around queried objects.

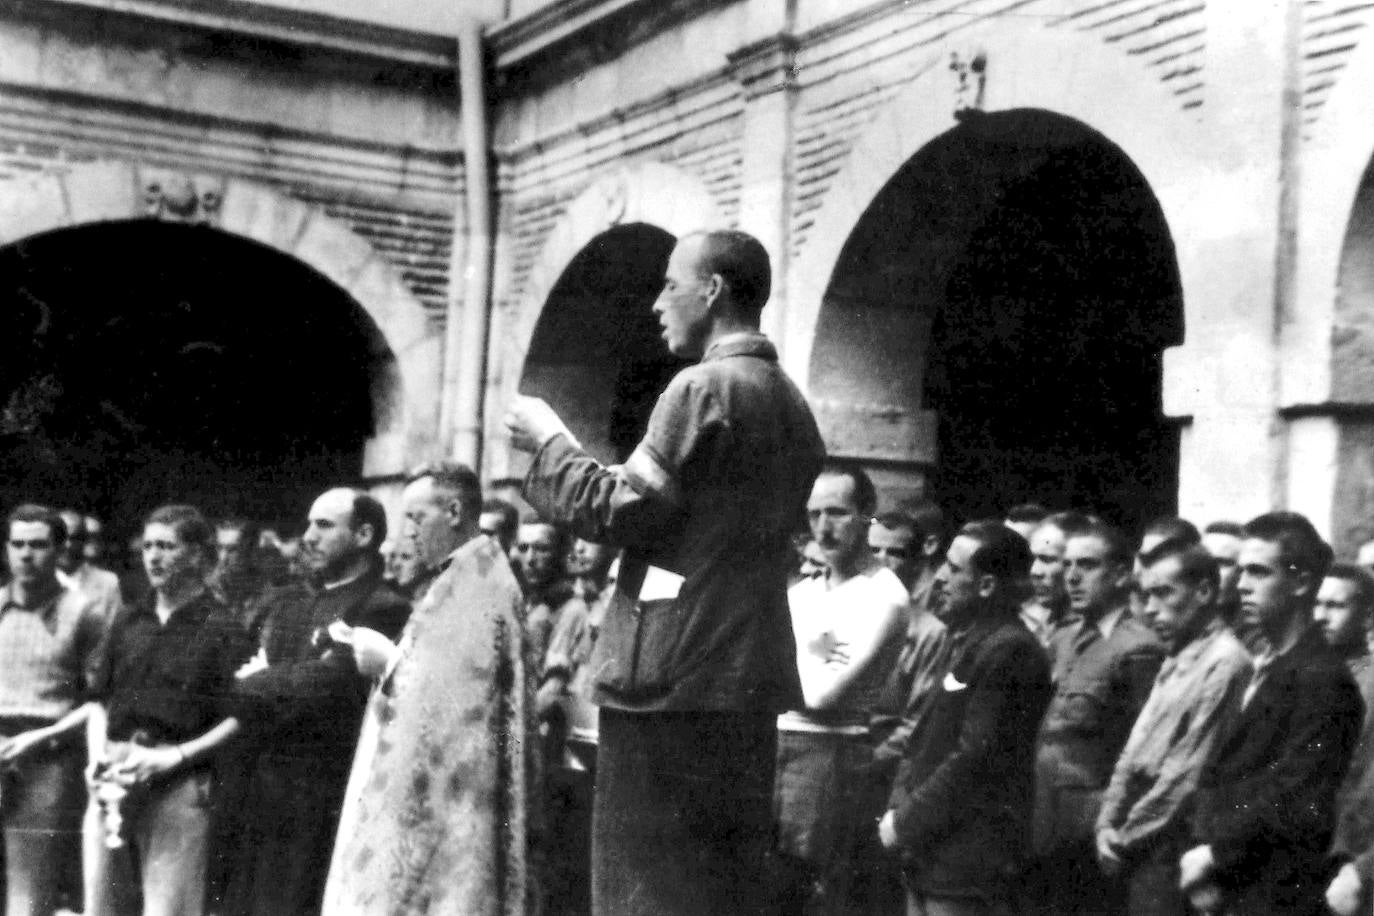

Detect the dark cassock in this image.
[224,568,410,916]
[323,533,534,916]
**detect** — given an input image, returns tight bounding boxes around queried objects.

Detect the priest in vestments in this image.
[323,524,534,916]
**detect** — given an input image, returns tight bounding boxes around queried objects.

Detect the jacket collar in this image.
[701,332,777,363]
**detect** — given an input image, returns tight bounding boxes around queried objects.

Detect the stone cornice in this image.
[487,0,647,70]
[7,0,459,71]
[728,33,799,100]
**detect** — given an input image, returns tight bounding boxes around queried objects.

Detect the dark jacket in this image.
[234,568,410,761]
[524,333,823,713]
[1192,624,1363,915]
[889,616,1051,897]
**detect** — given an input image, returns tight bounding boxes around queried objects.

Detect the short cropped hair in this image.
[518,515,571,560]
[818,463,877,517]
[481,498,519,539]
[909,500,947,546]
[1203,520,1244,539]
[873,510,921,539]
[144,504,215,562]
[1142,516,1201,548]
[1325,562,1374,616]
[959,519,1033,584]
[1035,510,1096,539]
[348,492,388,555]
[217,517,262,550]
[407,460,482,521]
[7,504,67,546]
[1005,503,1049,526]
[1243,511,1333,583]
[682,230,771,314]
[1066,521,1133,567]
[1138,537,1220,591]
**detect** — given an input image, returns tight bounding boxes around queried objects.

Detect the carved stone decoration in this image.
[143,173,223,225]
[950,50,988,117]
[598,172,627,227]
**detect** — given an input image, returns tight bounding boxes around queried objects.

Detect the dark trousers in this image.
[593,709,776,916]
[222,754,348,916]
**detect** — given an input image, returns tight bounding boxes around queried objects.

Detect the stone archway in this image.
[785,22,1208,391]
[0,160,442,484]
[484,161,720,477]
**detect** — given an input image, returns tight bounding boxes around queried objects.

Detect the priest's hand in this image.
[504,396,575,454]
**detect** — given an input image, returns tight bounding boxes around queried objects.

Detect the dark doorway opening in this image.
[815,109,1184,531]
[0,221,388,547]
[520,223,683,464]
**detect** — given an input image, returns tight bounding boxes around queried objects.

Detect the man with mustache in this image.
[773,466,908,915]
[1031,521,1164,915]
[226,488,410,916]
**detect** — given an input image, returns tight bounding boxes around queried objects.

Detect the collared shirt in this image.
[0,581,105,721]
[92,589,247,744]
[1096,620,1252,852]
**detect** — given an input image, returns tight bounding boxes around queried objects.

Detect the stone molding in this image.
[0,159,440,478]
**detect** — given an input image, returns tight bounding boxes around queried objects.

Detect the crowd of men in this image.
[3,226,1374,916]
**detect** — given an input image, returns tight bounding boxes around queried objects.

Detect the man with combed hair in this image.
[400,461,483,602]
[1315,562,1374,679]
[1201,521,1244,632]
[226,488,410,916]
[1095,539,1252,916]
[1182,511,1363,916]
[879,520,1051,916]
[1325,563,1374,916]
[505,228,824,916]
[57,508,123,623]
[1032,521,1165,915]
[324,463,532,916]
[1004,502,1049,541]
[1021,511,1093,647]
[773,466,908,915]
[480,497,520,555]
[0,505,104,916]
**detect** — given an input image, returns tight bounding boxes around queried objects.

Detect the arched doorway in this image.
[812,110,1184,530]
[518,223,683,464]
[0,220,393,541]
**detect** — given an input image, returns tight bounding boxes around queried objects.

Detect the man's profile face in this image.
[869,524,917,590]
[302,490,363,579]
[8,520,59,587]
[402,476,458,568]
[932,535,984,625]
[1063,534,1127,616]
[1028,525,1068,606]
[1202,532,1242,607]
[807,475,867,574]
[512,523,561,591]
[1237,537,1303,640]
[1140,555,1213,650]
[653,236,714,359]
[1315,576,1365,651]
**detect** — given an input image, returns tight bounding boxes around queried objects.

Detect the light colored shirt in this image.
[1096,619,1253,851]
[778,564,907,733]
[0,581,105,720]
[59,562,122,622]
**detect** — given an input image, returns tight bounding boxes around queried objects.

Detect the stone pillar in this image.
[1167,0,1301,526]
[728,26,797,355]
